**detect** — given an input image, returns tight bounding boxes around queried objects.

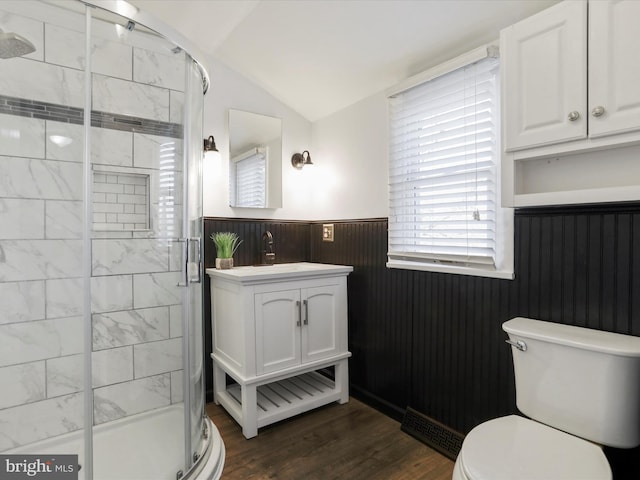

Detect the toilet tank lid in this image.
[503,317,640,357]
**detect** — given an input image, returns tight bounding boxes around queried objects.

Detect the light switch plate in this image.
[322,223,334,242]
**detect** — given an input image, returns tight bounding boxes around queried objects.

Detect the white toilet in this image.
[453,317,640,480]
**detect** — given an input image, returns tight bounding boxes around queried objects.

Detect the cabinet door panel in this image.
[502,0,587,151]
[589,0,640,138]
[301,285,341,363]
[255,289,301,374]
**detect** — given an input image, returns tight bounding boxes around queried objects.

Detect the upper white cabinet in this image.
[502,1,587,151]
[501,0,640,207]
[588,0,640,138]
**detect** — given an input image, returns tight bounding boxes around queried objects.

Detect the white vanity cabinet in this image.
[207,263,352,438]
[501,0,640,207]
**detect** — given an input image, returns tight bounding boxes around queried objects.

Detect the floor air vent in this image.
[400,407,464,460]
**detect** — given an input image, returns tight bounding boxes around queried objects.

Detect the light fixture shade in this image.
[291,150,313,169]
[204,135,219,152]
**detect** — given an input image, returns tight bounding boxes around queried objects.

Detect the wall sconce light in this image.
[291,150,313,169]
[203,135,219,152]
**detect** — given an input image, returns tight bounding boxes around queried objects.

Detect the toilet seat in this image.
[456,415,612,480]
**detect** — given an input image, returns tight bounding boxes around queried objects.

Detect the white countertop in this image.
[206,262,353,283]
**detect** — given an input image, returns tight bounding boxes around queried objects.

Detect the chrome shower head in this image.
[0,30,36,59]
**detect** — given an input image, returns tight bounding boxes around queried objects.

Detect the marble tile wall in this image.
[0,6,189,451]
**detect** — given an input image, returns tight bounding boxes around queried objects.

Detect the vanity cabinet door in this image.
[301,284,343,364]
[502,0,587,151]
[254,282,346,374]
[255,289,301,375]
[588,0,640,138]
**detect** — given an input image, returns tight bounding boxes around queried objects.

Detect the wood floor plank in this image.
[206,397,454,479]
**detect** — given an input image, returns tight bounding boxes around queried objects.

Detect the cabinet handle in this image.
[567,111,580,122]
[591,106,605,117]
[296,300,301,327]
[303,299,308,325]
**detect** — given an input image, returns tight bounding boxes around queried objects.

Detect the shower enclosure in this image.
[0,1,223,478]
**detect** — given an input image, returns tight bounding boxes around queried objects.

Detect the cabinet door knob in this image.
[591,106,605,117]
[567,111,580,122]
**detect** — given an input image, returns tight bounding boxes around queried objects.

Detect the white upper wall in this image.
[203,56,312,219]
[203,54,390,221]
[309,92,389,220]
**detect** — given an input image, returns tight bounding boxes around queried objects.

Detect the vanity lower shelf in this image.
[227,371,336,418]
[213,356,350,438]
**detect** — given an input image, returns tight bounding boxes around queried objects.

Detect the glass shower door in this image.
[0,0,87,470]
[87,6,190,479]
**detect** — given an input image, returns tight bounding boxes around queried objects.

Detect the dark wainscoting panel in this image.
[203,207,640,477]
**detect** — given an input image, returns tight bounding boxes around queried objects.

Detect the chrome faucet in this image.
[261,230,275,265]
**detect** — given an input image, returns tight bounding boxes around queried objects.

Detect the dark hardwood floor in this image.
[206,398,454,480]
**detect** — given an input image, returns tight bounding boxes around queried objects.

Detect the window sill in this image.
[386,260,514,280]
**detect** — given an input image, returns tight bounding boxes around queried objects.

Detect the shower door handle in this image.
[179,237,202,286]
[188,237,202,284]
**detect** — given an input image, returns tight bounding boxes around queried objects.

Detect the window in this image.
[230,147,267,207]
[387,46,513,279]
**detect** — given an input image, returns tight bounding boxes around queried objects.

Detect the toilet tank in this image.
[503,317,640,448]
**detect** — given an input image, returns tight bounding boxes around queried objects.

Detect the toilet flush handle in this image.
[505,339,527,352]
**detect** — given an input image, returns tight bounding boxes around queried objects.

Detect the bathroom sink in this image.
[206,262,353,283]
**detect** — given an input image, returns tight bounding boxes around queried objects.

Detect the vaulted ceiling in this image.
[130,0,558,122]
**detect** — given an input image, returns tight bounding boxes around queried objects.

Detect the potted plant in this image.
[211,232,242,269]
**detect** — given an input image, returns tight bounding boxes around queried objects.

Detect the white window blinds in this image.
[231,147,267,207]
[388,55,501,271]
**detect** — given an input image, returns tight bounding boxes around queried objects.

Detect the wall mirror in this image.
[228,109,282,208]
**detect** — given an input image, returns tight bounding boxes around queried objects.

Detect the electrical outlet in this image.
[322,224,334,242]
